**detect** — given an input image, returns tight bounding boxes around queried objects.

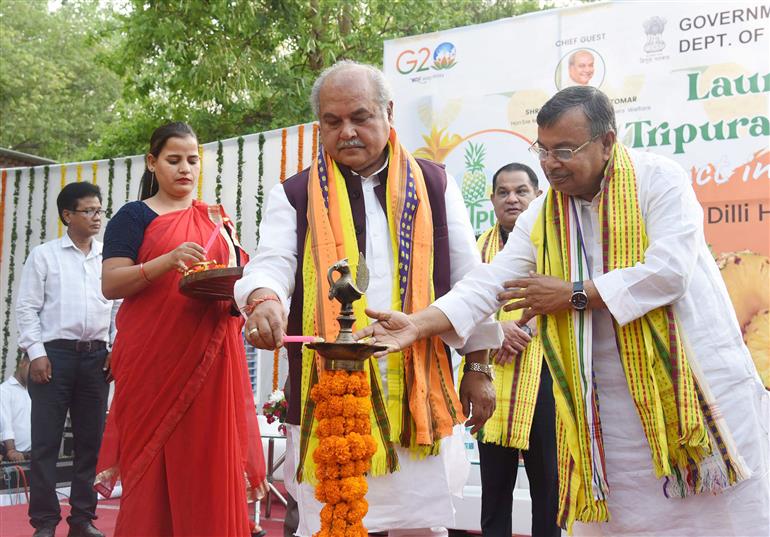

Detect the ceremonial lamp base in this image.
[306,301,386,371]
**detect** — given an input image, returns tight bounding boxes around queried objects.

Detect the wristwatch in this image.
[570,281,589,311]
[463,361,494,381]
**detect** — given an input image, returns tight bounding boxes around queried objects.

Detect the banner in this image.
[384,0,769,386]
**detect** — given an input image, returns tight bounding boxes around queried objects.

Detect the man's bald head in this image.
[310,60,393,120]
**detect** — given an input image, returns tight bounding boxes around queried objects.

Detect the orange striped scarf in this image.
[296,128,465,483]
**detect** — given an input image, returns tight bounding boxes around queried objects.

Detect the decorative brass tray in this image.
[179,266,243,301]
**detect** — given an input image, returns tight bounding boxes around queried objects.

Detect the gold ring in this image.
[247,327,259,336]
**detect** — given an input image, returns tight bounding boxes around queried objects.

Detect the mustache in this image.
[337,139,365,149]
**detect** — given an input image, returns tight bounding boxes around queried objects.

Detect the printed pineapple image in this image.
[717,250,770,389]
[461,142,488,206]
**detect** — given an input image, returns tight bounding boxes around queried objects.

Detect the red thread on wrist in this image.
[241,295,280,315]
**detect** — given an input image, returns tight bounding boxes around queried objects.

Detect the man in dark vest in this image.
[236,60,496,536]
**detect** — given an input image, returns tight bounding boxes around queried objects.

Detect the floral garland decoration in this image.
[58,165,67,237]
[280,128,287,182]
[255,133,265,244]
[263,389,288,435]
[76,164,83,183]
[106,159,115,218]
[312,123,319,155]
[23,167,36,260]
[311,370,376,537]
[2,170,23,373]
[297,124,305,173]
[40,166,49,241]
[236,136,244,237]
[215,140,224,204]
[91,162,98,185]
[0,170,7,262]
[197,145,204,200]
[124,158,132,203]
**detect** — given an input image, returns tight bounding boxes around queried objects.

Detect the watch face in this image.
[571,292,588,310]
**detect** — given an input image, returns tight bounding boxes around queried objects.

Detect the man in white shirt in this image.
[357,86,769,536]
[235,60,496,536]
[16,182,120,537]
[0,353,32,461]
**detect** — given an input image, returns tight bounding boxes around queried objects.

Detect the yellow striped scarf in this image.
[295,129,465,484]
[530,143,748,533]
[474,223,543,449]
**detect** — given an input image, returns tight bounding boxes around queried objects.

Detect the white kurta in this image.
[433,148,769,536]
[235,163,498,534]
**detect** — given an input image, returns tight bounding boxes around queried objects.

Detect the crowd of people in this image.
[4,59,767,537]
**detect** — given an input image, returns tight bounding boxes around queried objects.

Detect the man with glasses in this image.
[356,86,768,535]
[16,182,120,537]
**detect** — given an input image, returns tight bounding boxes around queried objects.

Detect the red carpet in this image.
[0,488,288,537]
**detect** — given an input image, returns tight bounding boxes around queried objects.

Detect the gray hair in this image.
[536,86,616,137]
[568,49,593,66]
[309,60,393,119]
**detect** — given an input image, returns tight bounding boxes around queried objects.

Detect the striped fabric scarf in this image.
[295,128,465,484]
[530,143,748,533]
[474,223,543,449]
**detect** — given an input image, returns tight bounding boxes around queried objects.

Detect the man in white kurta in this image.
[359,87,769,535]
[235,61,498,536]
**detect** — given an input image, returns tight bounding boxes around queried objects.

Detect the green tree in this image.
[0,0,122,161]
[88,0,542,158]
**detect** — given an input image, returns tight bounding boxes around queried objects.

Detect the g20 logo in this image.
[396,42,457,75]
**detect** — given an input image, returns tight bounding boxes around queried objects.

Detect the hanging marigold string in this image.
[311,369,376,537]
[124,158,132,203]
[215,140,224,204]
[106,159,115,217]
[273,130,290,390]
[91,162,98,185]
[23,167,36,260]
[280,128,288,182]
[58,165,67,237]
[2,170,23,374]
[40,166,49,241]
[76,164,83,183]
[297,124,305,173]
[236,137,244,237]
[0,170,7,264]
[312,123,319,155]
[255,133,265,244]
[197,145,204,200]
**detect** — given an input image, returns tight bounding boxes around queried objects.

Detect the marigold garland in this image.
[280,128,287,182]
[312,123,319,156]
[311,370,376,537]
[215,140,224,204]
[256,133,265,243]
[297,124,305,173]
[23,167,35,260]
[197,145,204,200]
[124,158,132,202]
[41,166,50,241]
[0,170,7,263]
[91,162,98,185]
[106,159,115,218]
[58,165,66,237]
[2,170,22,374]
[76,164,83,183]
[236,137,244,237]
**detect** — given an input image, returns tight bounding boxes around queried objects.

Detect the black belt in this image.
[46,339,107,353]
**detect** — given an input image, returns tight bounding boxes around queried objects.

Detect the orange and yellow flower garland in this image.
[311,370,377,537]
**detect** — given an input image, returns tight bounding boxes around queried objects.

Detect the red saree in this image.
[95,201,265,536]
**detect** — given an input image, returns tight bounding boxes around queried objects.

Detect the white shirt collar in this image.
[350,154,390,181]
[61,233,102,258]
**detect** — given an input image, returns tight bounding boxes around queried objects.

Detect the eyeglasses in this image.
[529,135,599,162]
[70,208,105,217]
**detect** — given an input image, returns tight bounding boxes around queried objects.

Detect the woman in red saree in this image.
[97,122,266,536]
